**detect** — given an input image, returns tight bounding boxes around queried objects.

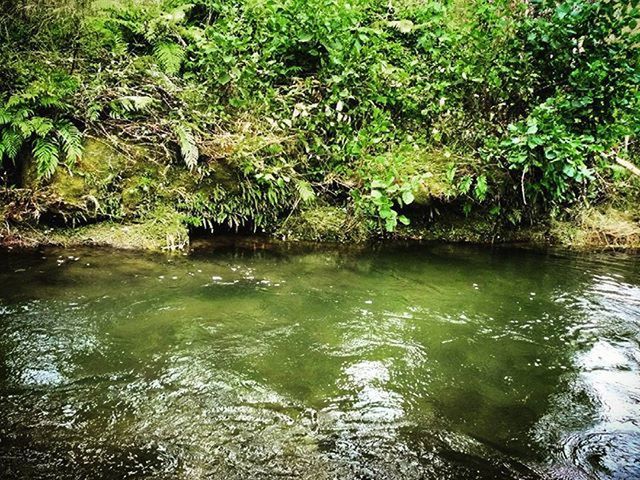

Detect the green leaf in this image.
[1,128,24,160]
[371,179,389,189]
[56,121,83,162]
[563,164,576,178]
[218,72,232,85]
[458,176,472,194]
[109,96,155,118]
[30,117,54,137]
[384,217,397,232]
[388,20,415,34]
[401,190,414,205]
[0,108,13,125]
[173,123,199,170]
[154,42,185,75]
[33,137,59,179]
[379,206,393,219]
[473,175,488,202]
[296,181,315,203]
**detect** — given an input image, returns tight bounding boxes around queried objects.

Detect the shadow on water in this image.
[0,240,638,479]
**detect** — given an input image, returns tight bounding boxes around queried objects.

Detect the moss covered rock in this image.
[9,207,188,251]
[10,137,193,250]
[277,206,367,242]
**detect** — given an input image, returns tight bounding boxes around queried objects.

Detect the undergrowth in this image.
[1,0,638,240]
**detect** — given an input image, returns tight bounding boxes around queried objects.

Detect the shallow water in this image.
[0,240,639,479]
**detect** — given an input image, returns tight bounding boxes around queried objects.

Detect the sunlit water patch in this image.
[0,241,638,479]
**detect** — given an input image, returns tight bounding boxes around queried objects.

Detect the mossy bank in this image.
[2,137,638,252]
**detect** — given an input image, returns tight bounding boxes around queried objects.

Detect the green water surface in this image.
[0,240,639,479]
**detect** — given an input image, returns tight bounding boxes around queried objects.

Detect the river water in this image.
[0,240,638,479]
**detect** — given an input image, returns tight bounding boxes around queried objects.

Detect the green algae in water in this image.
[0,242,639,479]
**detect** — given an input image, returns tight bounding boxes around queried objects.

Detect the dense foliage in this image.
[1,0,638,236]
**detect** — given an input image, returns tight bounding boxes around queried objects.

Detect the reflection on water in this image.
[0,241,638,479]
[534,272,640,480]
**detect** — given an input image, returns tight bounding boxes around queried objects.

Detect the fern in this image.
[56,121,83,163]
[0,108,11,126]
[173,123,199,170]
[38,94,66,109]
[1,128,24,160]
[0,77,82,179]
[30,117,55,137]
[6,107,32,124]
[109,95,156,119]
[14,115,55,138]
[33,137,59,179]
[86,102,103,122]
[154,42,185,75]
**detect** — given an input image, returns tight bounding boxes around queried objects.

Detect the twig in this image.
[615,157,640,177]
[520,167,527,205]
[280,196,301,228]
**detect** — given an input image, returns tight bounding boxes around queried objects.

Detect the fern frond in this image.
[109,95,155,119]
[33,137,60,179]
[0,108,11,126]
[87,102,103,122]
[122,95,155,112]
[6,94,26,109]
[11,107,33,123]
[0,128,24,160]
[109,29,129,56]
[16,118,34,137]
[56,121,83,163]
[173,123,199,170]
[38,95,65,109]
[154,42,185,75]
[108,108,123,120]
[27,116,55,137]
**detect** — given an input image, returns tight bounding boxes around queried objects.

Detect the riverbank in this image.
[2,0,639,259]
[2,203,638,252]
[2,135,638,253]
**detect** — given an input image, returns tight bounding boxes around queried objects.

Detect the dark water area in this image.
[0,240,639,479]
